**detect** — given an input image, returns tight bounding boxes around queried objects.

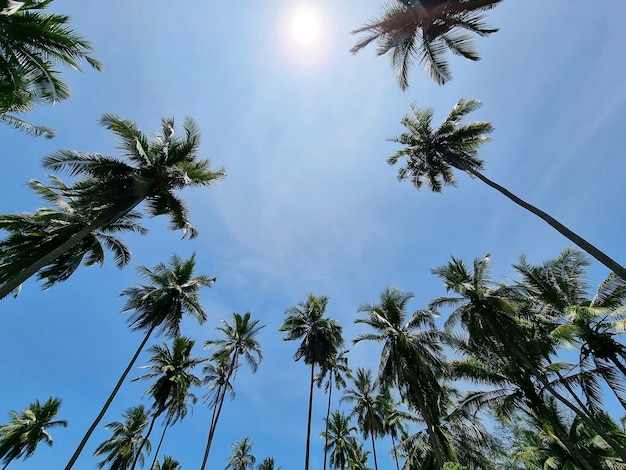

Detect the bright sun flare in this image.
[288,6,321,47]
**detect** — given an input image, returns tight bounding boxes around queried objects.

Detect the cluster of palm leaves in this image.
[277,249,626,470]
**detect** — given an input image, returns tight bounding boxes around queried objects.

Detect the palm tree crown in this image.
[0,0,102,136]
[225,436,256,470]
[0,397,67,468]
[388,98,626,280]
[0,114,225,299]
[351,0,502,88]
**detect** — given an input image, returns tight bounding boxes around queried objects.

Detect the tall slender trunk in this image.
[305,363,315,470]
[64,324,156,470]
[368,413,378,470]
[464,167,626,281]
[0,199,143,300]
[131,413,158,470]
[411,389,445,469]
[391,431,400,470]
[323,372,333,470]
[150,417,171,470]
[199,353,238,470]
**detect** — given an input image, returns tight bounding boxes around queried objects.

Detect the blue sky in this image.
[2,0,626,468]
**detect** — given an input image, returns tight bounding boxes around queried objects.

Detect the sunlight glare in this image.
[289,6,321,47]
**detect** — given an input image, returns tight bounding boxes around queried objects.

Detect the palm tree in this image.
[0,176,146,296]
[131,336,204,470]
[515,249,626,410]
[225,436,256,470]
[317,349,351,470]
[321,410,358,470]
[377,390,409,470]
[387,98,626,281]
[65,253,213,469]
[341,368,384,470]
[279,294,344,470]
[346,439,372,470]
[93,405,151,470]
[0,397,67,469]
[200,311,265,470]
[257,457,281,470]
[432,254,626,463]
[350,0,502,88]
[0,113,225,300]
[153,456,181,470]
[0,0,102,136]
[354,287,449,468]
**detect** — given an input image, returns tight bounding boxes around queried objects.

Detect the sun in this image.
[288,6,321,47]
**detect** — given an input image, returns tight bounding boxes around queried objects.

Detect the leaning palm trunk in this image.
[199,354,237,470]
[0,199,142,299]
[461,164,626,281]
[65,323,156,469]
[131,413,159,470]
[149,416,171,470]
[369,415,379,470]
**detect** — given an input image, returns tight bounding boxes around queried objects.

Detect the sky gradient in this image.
[1,0,626,468]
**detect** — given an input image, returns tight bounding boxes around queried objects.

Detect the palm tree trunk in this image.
[64,324,156,470]
[199,353,238,470]
[391,431,400,470]
[131,413,158,470]
[369,415,379,470]
[323,373,333,470]
[0,200,142,300]
[464,166,626,281]
[150,417,170,470]
[305,363,315,470]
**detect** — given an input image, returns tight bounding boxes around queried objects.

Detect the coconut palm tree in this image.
[0,0,102,136]
[0,397,67,469]
[321,410,358,470]
[317,349,351,470]
[65,253,213,470]
[131,336,204,470]
[200,311,265,470]
[351,0,502,88]
[341,368,384,470]
[0,113,225,300]
[346,438,372,470]
[0,176,146,296]
[432,254,626,463]
[257,457,281,470]
[153,456,181,470]
[225,436,256,470]
[279,294,344,470]
[377,389,410,470]
[387,98,626,281]
[93,405,151,470]
[354,287,449,468]
[514,249,626,410]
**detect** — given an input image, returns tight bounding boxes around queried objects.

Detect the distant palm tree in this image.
[387,98,626,281]
[317,349,351,470]
[200,312,265,470]
[346,439,372,470]
[0,397,67,469]
[65,254,213,470]
[0,113,225,299]
[351,0,502,88]
[321,410,358,470]
[279,294,344,470]
[257,457,281,470]
[342,368,384,470]
[0,0,102,136]
[354,287,449,467]
[225,436,256,470]
[93,405,151,470]
[131,336,204,470]
[377,389,409,470]
[0,176,146,296]
[153,455,181,470]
